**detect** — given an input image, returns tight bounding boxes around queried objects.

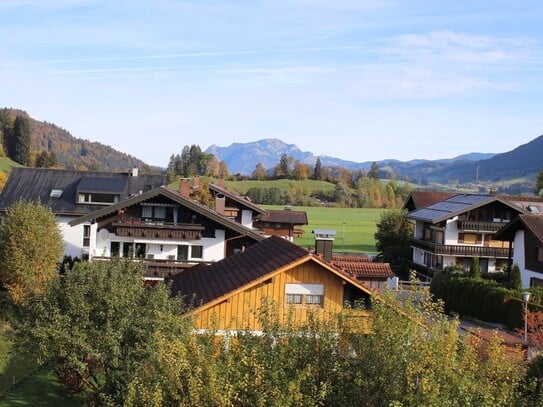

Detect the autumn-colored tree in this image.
[218,160,229,179]
[293,160,310,180]
[252,162,267,180]
[0,200,63,304]
[0,171,7,191]
[13,259,190,405]
[534,170,543,196]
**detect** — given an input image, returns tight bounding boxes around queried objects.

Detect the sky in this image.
[1,0,542,168]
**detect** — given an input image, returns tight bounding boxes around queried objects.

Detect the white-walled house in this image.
[494,214,543,288]
[405,194,526,274]
[69,185,264,279]
[0,168,265,280]
[0,167,166,260]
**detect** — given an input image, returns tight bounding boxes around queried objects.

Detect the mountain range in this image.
[206,137,542,186]
[2,108,541,192]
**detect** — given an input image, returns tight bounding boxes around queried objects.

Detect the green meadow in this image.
[264,205,388,254]
[0,157,20,173]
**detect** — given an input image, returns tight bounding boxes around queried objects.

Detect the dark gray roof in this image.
[77,176,127,193]
[0,167,166,216]
[405,194,526,224]
[209,183,266,214]
[68,186,265,242]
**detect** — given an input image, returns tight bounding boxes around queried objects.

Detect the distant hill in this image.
[1,108,159,172]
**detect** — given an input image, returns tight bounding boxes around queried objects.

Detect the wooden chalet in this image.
[403,190,456,213]
[69,186,264,280]
[0,167,166,259]
[170,236,372,332]
[254,207,308,241]
[405,194,526,273]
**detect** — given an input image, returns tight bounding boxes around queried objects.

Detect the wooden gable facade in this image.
[170,236,372,332]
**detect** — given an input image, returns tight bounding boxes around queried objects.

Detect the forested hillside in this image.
[0,108,158,172]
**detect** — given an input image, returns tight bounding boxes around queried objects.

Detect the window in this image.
[50,189,63,198]
[177,245,188,261]
[285,283,324,307]
[286,294,303,304]
[110,242,120,257]
[78,193,119,204]
[538,247,543,262]
[142,206,153,219]
[191,245,203,259]
[154,206,166,219]
[83,225,91,247]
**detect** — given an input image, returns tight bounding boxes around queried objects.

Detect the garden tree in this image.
[293,160,310,180]
[368,161,380,180]
[0,109,15,157]
[13,259,190,406]
[0,200,63,304]
[535,170,543,196]
[313,157,322,180]
[10,115,31,165]
[510,263,522,290]
[192,180,215,208]
[252,162,267,180]
[469,256,481,279]
[124,290,526,406]
[335,167,354,187]
[374,210,414,276]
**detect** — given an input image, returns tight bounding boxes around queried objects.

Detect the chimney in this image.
[131,167,138,177]
[179,178,191,197]
[312,229,336,262]
[215,193,226,215]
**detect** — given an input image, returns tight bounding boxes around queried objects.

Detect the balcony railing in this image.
[457,220,508,232]
[411,238,510,258]
[111,220,204,240]
[93,256,197,279]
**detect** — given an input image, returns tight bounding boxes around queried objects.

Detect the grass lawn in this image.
[264,205,388,254]
[225,179,336,197]
[0,325,84,406]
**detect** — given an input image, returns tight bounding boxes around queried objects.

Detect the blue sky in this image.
[1,1,542,168]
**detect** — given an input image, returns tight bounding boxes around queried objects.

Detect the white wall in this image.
[92,227,226,262]
[241,209,253,228]
[444,217,459,244]
[58,216,97,259]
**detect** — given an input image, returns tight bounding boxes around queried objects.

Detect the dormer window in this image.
[50,189,63,198]
[76,176,126,205]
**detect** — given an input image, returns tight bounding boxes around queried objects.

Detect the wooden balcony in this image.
[457,220,508,232]
[411,238,510,258]
[112,220,204,240]
[93,256,197,279]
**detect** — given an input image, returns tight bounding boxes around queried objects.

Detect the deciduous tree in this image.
[0,200,63,304]
[374,210,414,275]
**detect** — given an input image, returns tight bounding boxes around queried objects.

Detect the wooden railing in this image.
[411,238,510,258]
[92,257,196,279]
[112,220,204,240]
[457,220,507,232]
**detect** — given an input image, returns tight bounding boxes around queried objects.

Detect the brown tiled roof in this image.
[495,213,543,245]
[499,195,543,215]
[332,258,395,279]
[169,236,309,307]
[332,255,372,263]
[403,190,456,212]
[258,209,308,225]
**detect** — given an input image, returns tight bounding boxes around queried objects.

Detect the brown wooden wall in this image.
[193,260,368,331]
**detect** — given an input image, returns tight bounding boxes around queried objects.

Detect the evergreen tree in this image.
[534,170,543,196]
[11,115,31,165]
[469,256,481,279]
[313,157,322,180]
[510,263,522,291]
[368,161,380,180]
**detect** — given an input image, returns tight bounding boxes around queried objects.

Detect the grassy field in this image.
[0,157,20,173]
[225,179,336,197]
[264,205,388,254]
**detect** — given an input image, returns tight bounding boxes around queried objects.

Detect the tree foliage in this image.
[374,210,414,269]
[0,200,63,304]
[13,259,190,405]
[510,263,522,291]
[535,170,543,196]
